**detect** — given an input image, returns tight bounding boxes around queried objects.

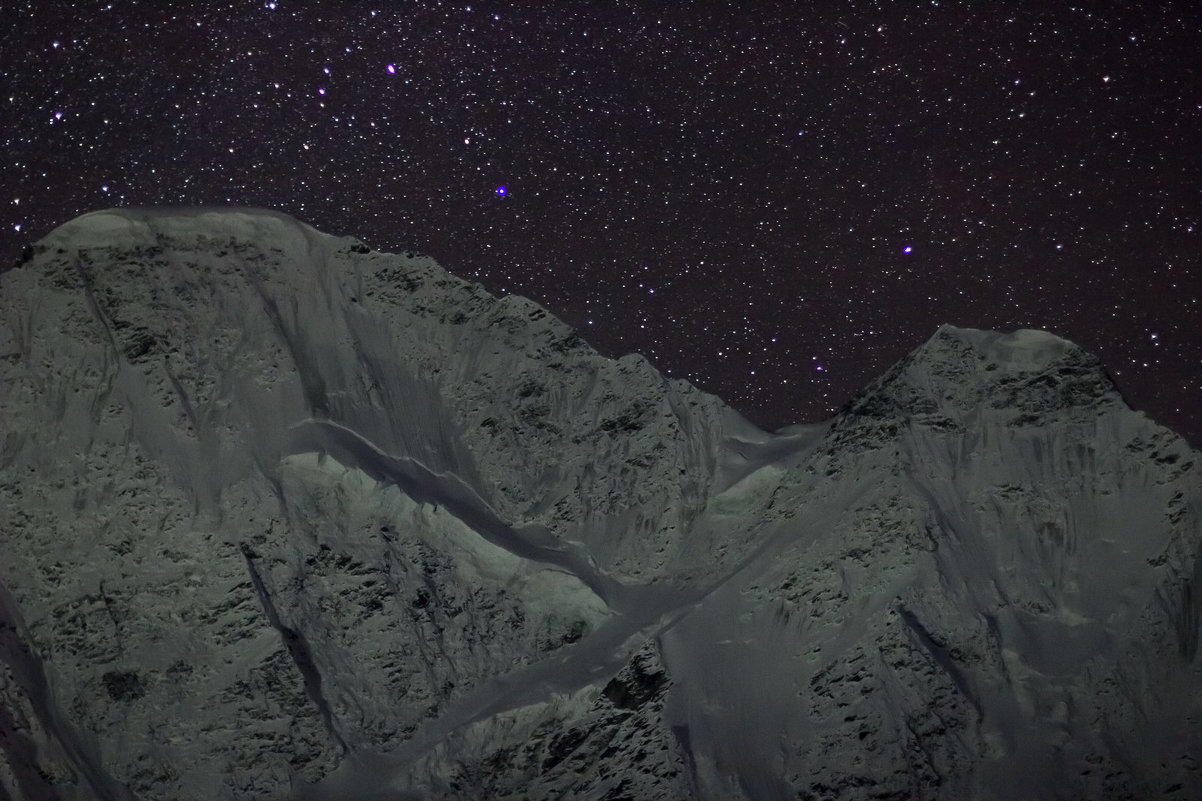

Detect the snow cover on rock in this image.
[1,207,1199,800]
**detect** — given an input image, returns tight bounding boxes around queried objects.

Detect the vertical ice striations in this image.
[765,323,1202,800]
[1,208,1199,800]
[0,207,759,800]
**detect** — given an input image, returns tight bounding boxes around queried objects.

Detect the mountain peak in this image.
[25,206,375,271]
[843,323,1122,432]
[42,205,323,243]
[2,209,1198,801]
[926,323,1077,364]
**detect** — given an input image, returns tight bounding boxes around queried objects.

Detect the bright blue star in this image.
[496,186,507,197]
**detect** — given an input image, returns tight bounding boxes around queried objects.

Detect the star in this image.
[0,2,1196,445]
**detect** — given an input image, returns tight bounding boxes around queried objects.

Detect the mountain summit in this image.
[847,323,1122,427]
[1,208,1199,801]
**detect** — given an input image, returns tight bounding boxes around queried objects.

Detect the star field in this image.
[3,2,1200,445]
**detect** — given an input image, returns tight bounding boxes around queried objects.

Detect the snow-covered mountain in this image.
[1,208,1198,801]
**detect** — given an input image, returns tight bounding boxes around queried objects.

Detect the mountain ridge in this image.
[1,207,1198,800]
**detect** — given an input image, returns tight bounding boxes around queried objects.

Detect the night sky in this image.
[3,2,1200,445]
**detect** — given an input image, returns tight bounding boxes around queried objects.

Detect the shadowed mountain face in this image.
[1,208,1199,801]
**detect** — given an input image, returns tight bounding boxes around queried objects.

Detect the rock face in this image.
[1,208,1199,801]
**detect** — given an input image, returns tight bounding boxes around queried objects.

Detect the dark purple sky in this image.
[3,1,1199,444]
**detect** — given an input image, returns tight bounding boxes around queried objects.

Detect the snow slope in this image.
[1,208,1198,800]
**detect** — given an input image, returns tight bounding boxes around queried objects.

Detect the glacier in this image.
[0,207,1198,800]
